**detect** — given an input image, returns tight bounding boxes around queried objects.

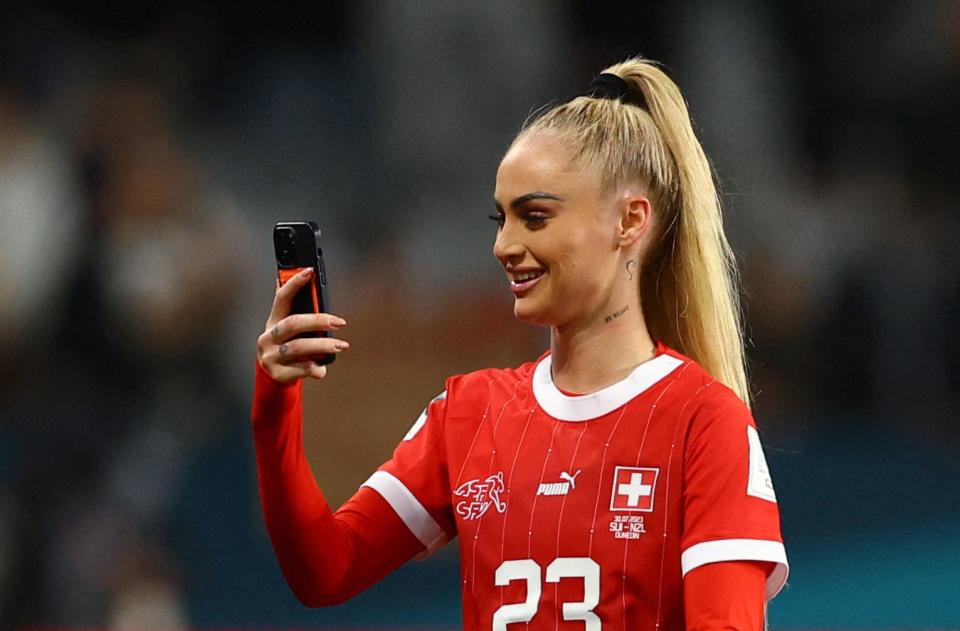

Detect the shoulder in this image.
[446,358,540,399]
[440,354,543,409]
[656,346,754,431]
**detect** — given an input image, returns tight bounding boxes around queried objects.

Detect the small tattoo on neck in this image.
[626,259,637,281]
[604,305,629,323]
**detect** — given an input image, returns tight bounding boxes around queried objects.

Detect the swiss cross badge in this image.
[609,466,659,512]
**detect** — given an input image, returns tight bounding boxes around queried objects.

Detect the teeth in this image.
[512,271,543,283]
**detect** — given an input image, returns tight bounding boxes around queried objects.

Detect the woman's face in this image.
[492,132,651,328]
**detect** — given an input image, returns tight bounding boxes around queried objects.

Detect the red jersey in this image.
[359,340,788,630]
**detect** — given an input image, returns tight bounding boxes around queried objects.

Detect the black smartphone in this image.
[273,221,334,365]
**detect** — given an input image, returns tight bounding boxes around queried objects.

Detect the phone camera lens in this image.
[276,228,298,265]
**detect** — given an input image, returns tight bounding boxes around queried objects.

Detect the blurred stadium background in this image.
[1,1,958,629]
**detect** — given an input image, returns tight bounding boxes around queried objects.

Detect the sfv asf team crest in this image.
[454,471,507,520]
[610,466,659,512]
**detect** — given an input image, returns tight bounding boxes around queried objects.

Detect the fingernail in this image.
[300,268,313,277]
[332,317,347,327]
[335,340,350,350]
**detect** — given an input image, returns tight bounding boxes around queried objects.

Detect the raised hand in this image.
[257,268,349,382]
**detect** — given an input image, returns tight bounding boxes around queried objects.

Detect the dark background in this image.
[1,1,958,628]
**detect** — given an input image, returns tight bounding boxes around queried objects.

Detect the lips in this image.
[509,269,545,296]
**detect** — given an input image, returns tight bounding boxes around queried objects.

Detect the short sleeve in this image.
[681,385,789,600]
[360,387,456,558]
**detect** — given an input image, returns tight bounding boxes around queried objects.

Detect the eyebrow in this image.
[494,191,565,211]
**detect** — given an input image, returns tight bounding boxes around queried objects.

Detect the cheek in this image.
[556,241,596,291]
[551,233,607,287]
[567,223,611,262]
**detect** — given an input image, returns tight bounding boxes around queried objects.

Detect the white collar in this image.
[532,352,684,422]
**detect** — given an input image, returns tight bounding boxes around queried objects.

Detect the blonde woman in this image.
[253,58,788,630]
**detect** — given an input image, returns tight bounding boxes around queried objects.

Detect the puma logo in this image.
[559,470,581,489]
[537,469,582,496]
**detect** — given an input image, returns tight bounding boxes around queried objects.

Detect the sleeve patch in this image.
[746,425,777,503]
[403,390,446,441]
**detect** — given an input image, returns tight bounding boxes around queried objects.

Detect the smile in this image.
[510,270,545,295]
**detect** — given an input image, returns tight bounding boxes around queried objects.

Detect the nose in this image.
[492,219,525,266]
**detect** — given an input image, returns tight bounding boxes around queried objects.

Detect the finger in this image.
[271,337,349,364]
[266,362,316,384]
[272,359,329,382]
[269,313,347,343]
[306,362,328,380]
[267,267,314,326]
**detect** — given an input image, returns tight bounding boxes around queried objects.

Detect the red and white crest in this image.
[609,466,659,512]
[454,471,507,520]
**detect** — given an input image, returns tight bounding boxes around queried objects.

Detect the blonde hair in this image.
[516,57,751,407]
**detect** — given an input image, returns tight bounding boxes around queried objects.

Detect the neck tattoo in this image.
[604,304,629,324]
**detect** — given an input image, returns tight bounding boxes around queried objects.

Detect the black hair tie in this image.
[582,72,646,108]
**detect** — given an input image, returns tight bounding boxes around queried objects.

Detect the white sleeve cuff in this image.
[361,470,448,558]
[681,538,789,600]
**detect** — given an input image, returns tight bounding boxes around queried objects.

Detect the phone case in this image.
[273,221,335,365]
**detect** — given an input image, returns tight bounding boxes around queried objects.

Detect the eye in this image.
[523,212,549,228]
[488,211,505,228]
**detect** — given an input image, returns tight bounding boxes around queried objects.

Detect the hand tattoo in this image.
[626,259,637,281]
[604,305,629,324]
[271,325,281,339]
[278,344,289,356]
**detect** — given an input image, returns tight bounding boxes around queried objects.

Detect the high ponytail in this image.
[517,57,751,407]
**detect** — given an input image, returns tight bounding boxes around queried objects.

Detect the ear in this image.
[617,192,652,248]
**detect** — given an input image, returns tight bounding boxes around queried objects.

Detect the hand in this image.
[257,268,349,383]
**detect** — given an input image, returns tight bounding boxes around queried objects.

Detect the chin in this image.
[512,297,556,326]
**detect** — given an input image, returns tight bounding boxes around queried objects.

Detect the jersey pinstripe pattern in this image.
[361,340,788,630]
